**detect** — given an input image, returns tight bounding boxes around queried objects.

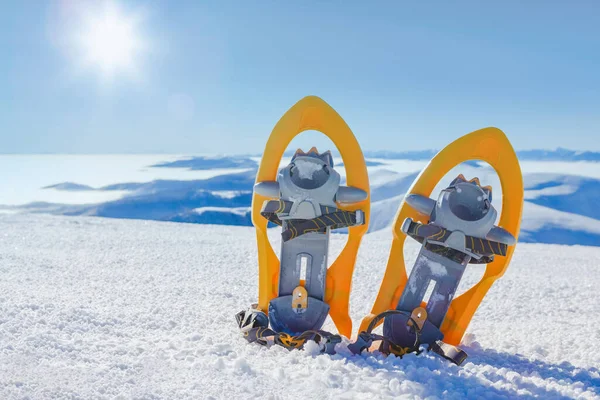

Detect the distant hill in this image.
[4,153,600,246]
[516,148,600,162]
[151,156,257,170]
[362,148,600,162]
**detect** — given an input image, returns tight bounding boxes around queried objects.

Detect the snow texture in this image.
[0,214,598,399]
[294,159,325,180]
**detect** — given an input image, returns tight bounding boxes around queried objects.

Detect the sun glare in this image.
[74,1,146,80]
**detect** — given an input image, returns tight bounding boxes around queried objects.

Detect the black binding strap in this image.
[430,340,468,366]
[235,309,341,354]
[405,220,507,257]
[348,310,423,357]
[261,200,362,242]
[348,309,468,366]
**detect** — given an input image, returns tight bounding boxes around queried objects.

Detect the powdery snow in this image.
[293,159,326,180]
[0,215,598,399]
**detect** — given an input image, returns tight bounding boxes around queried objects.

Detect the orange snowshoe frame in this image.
[358,127,524,345]
[252,96,370,338]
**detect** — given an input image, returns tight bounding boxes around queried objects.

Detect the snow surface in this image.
[0,214,598,399]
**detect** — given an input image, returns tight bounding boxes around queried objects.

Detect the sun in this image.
[74,1,147,80]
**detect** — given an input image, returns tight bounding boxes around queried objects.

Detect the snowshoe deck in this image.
[358,127,523,346]
[251,96,370,339]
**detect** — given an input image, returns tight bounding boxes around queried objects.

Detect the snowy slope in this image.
[519,202,600,245]
[0,215,598,399]
[1,154,600,246]
[364,148,600,162]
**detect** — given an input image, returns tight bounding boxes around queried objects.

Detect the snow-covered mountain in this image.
[0,214,597,399]
[1,153,600,246]
[363,148,600,162]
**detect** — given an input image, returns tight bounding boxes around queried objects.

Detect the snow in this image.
[524,184,579,199]
[294,159,326,180]
[521,202,600,235]
[423,257,447,278]
[518,161,600,179]
[369,194,404,232]
[0,155,252,205]
[2,154,600,246]
[367,169,402,186]
[194,206,250,216]
[0,214,598,399]
[211,191,246,199]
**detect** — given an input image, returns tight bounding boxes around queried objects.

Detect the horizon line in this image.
[1,146,599,156]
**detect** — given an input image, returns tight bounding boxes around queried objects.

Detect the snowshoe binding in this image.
[237,96,370,354]
[350,127,524,365]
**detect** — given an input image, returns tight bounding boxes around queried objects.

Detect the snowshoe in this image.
[350,127,524,365]
[237,96,370,353]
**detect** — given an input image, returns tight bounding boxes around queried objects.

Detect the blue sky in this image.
[1,1,599,154]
